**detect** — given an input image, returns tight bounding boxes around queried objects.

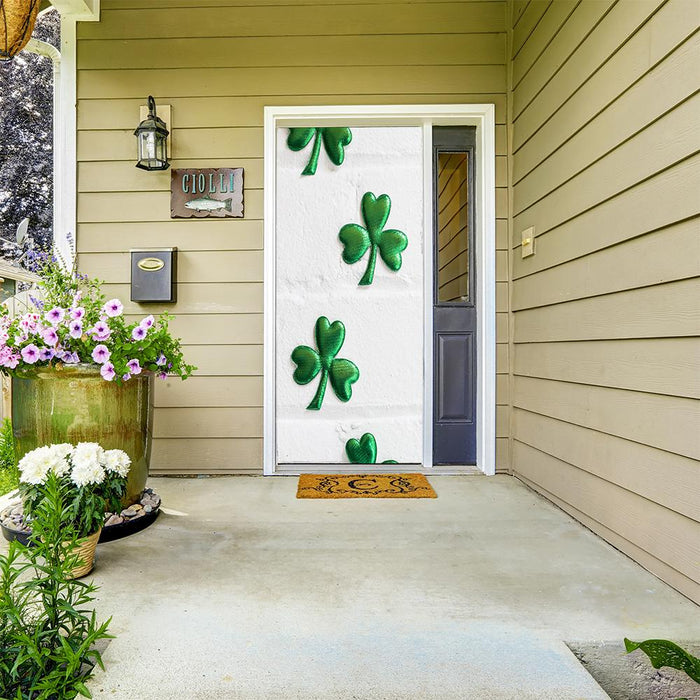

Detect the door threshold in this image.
[274,464,484,476]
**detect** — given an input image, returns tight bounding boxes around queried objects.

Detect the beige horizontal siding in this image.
[508,0,700,603]
[77,0,510,474]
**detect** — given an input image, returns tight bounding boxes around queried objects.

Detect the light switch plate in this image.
[521,226,535,258]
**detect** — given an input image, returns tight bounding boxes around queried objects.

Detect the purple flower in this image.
[72,290,83,304]
[91,344,111,364]
[126,358,142,375]
[131,325,147,341]
[21,344,40,364]
[90,320,111,341]
[45,307,65,326]
[30,295,44,311]
[103,299,124,318]
[100,362,116,381]
[5,354,19,369]
[14,334,28,345]
[157,372,168,380]
[156,353,167,366]
[140,315,155,329]
[70,306,85,321]
[122,373,131,382]
[64,352,80,364]
[39,347,55,362]
[69,320,83,339]
[41,327,59,347]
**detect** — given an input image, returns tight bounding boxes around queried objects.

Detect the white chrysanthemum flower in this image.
[48,443,73,476]
[70,442,106,487]
[18,446,53,485]
[103,449,131,478]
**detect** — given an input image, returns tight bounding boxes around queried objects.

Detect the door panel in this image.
[433,127,477,465]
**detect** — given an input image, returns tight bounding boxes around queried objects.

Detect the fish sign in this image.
[171,168,244,218]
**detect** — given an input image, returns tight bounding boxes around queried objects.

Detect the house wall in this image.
[74,0,510,474]
[508,0,700,603]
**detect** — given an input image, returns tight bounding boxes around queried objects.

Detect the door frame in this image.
[263,104,496,476]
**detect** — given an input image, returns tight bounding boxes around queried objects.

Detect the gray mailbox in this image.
[130,248,177,303]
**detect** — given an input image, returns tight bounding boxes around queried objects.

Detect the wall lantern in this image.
[134,96,170,171]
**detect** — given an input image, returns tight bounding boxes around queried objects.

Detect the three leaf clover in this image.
[291,316,360,411]
[339,192,408,286]
[287,127,352,176]
[345,433,398,465]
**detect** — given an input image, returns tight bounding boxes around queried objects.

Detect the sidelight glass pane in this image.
[436,151,469,303]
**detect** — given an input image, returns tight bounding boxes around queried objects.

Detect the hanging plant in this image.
[0,0,41,60]
[287,127,352,176]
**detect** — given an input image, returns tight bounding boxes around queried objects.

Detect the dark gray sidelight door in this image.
[432,126,477,465]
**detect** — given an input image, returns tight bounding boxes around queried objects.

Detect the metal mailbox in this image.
[130,248,177,303]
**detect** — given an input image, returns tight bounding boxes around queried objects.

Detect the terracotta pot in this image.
[65,528,102,579]
[12,364,152,503]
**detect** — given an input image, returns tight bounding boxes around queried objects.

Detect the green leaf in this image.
[328,358,359,402]
[339,224,371,265]
[624,638,700,683]
[345,433,377,464]
[321,127,352,166]
[361,192,392,238]
[286,128,316,152]
[315,316,345,363]
[377,228,408,271]
[74,680,93,698]
[290,346,321,385]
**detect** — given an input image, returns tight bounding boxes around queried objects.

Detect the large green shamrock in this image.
[345,433,398,465]
[291,316,359,411]
[287,127,352,176]
[339,192,408,286]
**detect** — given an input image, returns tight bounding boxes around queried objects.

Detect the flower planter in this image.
[65,528,102,579]
[12,364,152,504]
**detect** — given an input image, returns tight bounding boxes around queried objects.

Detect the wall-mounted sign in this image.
[170,168,244,218]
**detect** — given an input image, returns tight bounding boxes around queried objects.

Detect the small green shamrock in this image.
[345,433,398,465]
[287,127,352,176]
[339,192,408,286]
[291,316,359,411]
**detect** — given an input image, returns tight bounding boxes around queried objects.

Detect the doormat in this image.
[297,474,437,499]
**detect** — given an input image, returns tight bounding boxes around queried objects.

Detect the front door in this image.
[432,126,477,465]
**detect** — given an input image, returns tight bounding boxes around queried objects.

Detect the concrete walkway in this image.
[72,476,699,698]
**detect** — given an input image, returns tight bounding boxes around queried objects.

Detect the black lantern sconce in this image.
[134,96,170,171]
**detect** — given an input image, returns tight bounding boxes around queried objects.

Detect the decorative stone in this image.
[143,504,153,513]
[121,507,139,518]
[105,514,124,527]
[130,503,143,511]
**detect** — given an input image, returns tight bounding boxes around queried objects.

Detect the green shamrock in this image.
[291,316,360,411]
[345,433,398,465]
[339,192,408,286]
[287,127,352,176]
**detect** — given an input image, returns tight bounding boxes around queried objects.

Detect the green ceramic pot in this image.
[12,364,152,503]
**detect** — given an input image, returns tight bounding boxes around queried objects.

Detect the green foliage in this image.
[0,474,113,699]
[0,419,19,496]
[345,433,398,465]
[339,192,408,286]
[624,638,700,685]
[291,316,359,411]
[286,127,352,175]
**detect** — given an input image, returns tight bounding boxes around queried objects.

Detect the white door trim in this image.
[263,104,496,476]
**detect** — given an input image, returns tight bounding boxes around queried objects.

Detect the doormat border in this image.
[297,473,437,499]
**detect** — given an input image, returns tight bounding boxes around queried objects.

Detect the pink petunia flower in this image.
[157,372,168,380]
[126,358,142,375]
[45,307,65,327]
[39,348,55,362]
[91,344,111,364]
[103,299,124,318]
[139,315,155,329]
[131,325,146,341]
[100,362,116,381]
[156,353,167,366]
[90,320,111,341]
[21,344,40,364]
[122,373,131,382]
[70,306,85,321]
[64,352,80,364]
[69,320,83,339]
[5,354,19,369]
[41,328,59,346]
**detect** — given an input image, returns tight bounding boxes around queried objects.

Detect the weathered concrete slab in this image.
[9,475,699,698]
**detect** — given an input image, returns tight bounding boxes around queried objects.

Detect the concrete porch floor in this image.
[79,474,699,699]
